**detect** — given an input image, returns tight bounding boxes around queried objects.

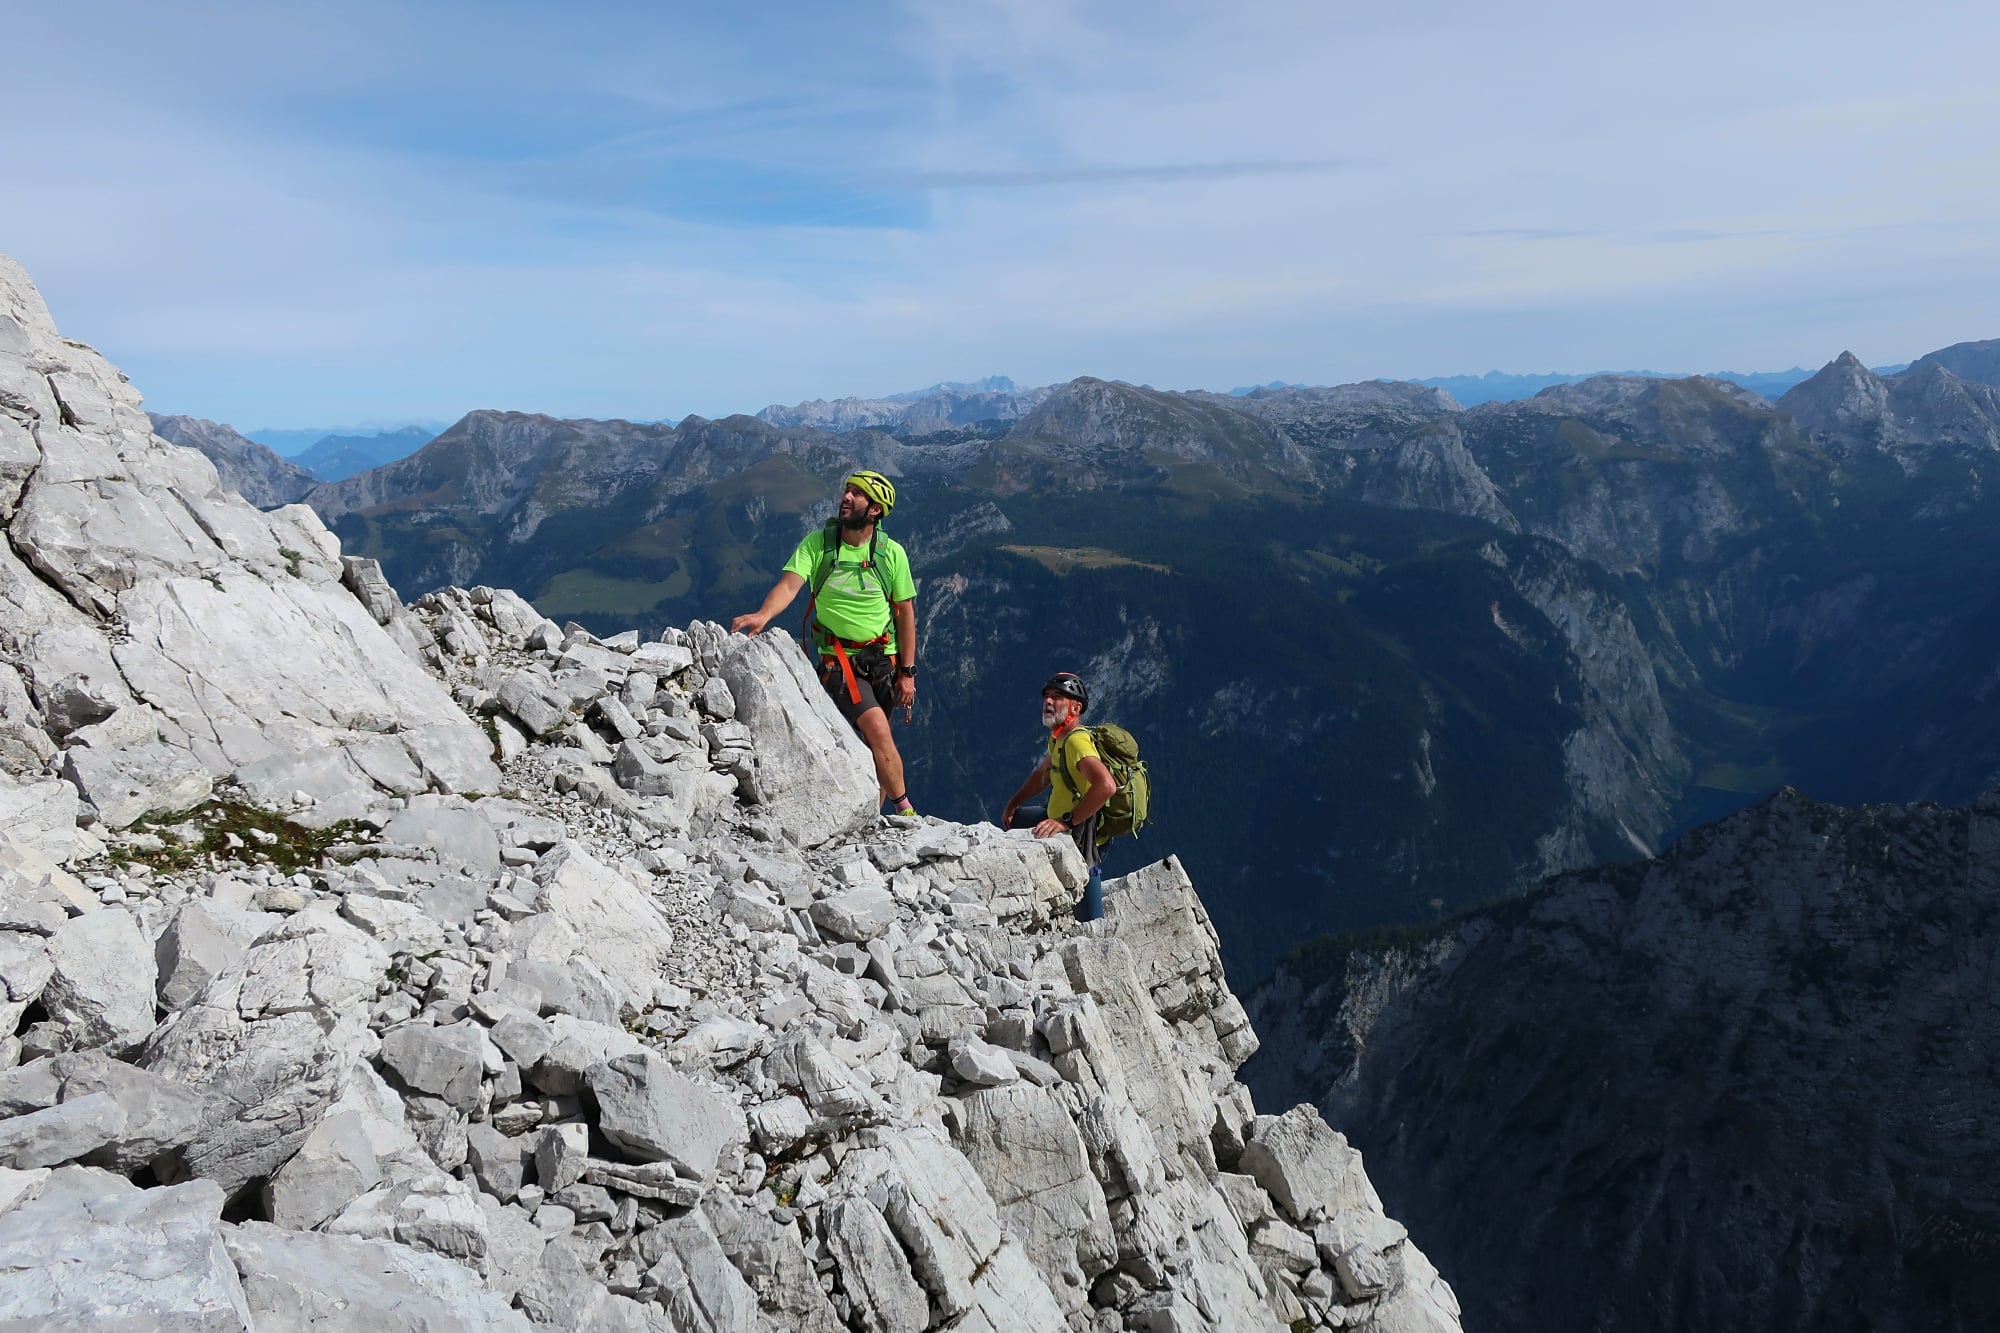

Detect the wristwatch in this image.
[895,665,917,679]
[1058,811,1075,829]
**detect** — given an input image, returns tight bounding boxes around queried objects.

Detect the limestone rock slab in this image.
[586,1052,741,1178]
[141,923,388,1196]
[62,742,212,830]
[42,907,157,1053]
[531,843,672,1017]
[952,1082,1114,1311]
[225,1220,532,1331]
[0,1169,250,1329]
[717,629,875,847]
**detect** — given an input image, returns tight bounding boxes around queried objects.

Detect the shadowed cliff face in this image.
[1247,785,2000,1333]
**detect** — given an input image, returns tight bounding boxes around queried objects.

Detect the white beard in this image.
[1042,701,1066,728]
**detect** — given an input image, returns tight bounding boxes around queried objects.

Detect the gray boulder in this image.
[1239,1105,1378,1226]
[527,1014,643,1095]
[642,1208,761,1332]
[225,1221,532,1330]
[155,902,246,1012]
[717,629,876,847]
[0,778,79,863]
[0,1090,127,1169]
[0,929,52,1033]
[0,1050,210,1173]
[322,1174,491,1270]
[42,908,157,1053]
[808,886,899,944]
[825,1195,928,1333]
[264,1064,435,1232]
[380,1021,487,1113]
[531,843,673,1017]
[61,743,213,830]
[586,1052,741,1178]
[466,1121,535,1202]
[0,1169,250,1329]
[141,921,388,1196]
[952,1083,1115,1312]
[497,670,566,737]
[0,840,95,933]
[535,1122,590,1194]
[380,802,503,874]
[948,1033,1020,1088]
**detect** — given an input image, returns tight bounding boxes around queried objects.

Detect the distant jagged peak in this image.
[1777,351,1895,427]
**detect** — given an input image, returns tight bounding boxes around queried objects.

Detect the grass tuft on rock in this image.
[108,801,369,876]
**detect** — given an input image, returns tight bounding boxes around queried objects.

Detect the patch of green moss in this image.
[112,801,367,876]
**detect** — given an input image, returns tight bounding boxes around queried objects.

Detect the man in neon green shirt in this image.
[732,470,919,816]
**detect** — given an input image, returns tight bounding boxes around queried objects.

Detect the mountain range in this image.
[246,420,448,456]
[136,335,2000,989]
[147,415,437,499]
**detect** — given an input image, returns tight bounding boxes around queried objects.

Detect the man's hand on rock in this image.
[1033,818,1067,839]
[731,611,769,635]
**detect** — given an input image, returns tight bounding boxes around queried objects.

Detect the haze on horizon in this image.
[4,0,1997,429]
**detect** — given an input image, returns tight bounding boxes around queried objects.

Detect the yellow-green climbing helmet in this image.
[846,469,896,517]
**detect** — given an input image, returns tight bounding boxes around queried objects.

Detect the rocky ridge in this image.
[756,380,1052,437]
[146,413,318,509]
[0,254,1458,1328]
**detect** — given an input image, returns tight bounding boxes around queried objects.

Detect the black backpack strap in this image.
[809,522,840,598]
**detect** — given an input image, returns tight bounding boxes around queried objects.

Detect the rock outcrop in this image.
[0,253,498,836]
[0,254,1455,1328]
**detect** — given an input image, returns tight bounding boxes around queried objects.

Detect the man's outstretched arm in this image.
[732,571,806,635]
[1002,757,1053,828]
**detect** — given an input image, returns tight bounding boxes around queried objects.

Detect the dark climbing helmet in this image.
[1041,671,1089,715]
[845,470,896,517]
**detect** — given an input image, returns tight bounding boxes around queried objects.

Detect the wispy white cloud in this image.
[872,160,1360,189]
[2,0,1998,426]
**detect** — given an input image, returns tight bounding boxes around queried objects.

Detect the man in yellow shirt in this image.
[1000,672,1117,921]
[732,471,919,816]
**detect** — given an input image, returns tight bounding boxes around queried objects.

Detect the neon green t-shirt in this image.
[1046,725,1102,821]
[782,527,916,652]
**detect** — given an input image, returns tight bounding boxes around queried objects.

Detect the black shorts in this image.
[816,648,896,726]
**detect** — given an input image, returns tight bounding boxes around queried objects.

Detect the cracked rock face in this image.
[0,253,496,829]
[0,252,1459,1332]
[1250,785,2000,1333]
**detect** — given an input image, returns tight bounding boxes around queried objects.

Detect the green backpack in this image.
[1054,723,1152,845]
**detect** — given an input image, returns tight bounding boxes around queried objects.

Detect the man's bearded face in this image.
[838,485,877,529]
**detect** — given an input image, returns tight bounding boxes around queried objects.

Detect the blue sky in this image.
[5,0,1998,428]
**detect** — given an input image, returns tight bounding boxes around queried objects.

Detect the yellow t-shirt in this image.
[1046,725,1102,821]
